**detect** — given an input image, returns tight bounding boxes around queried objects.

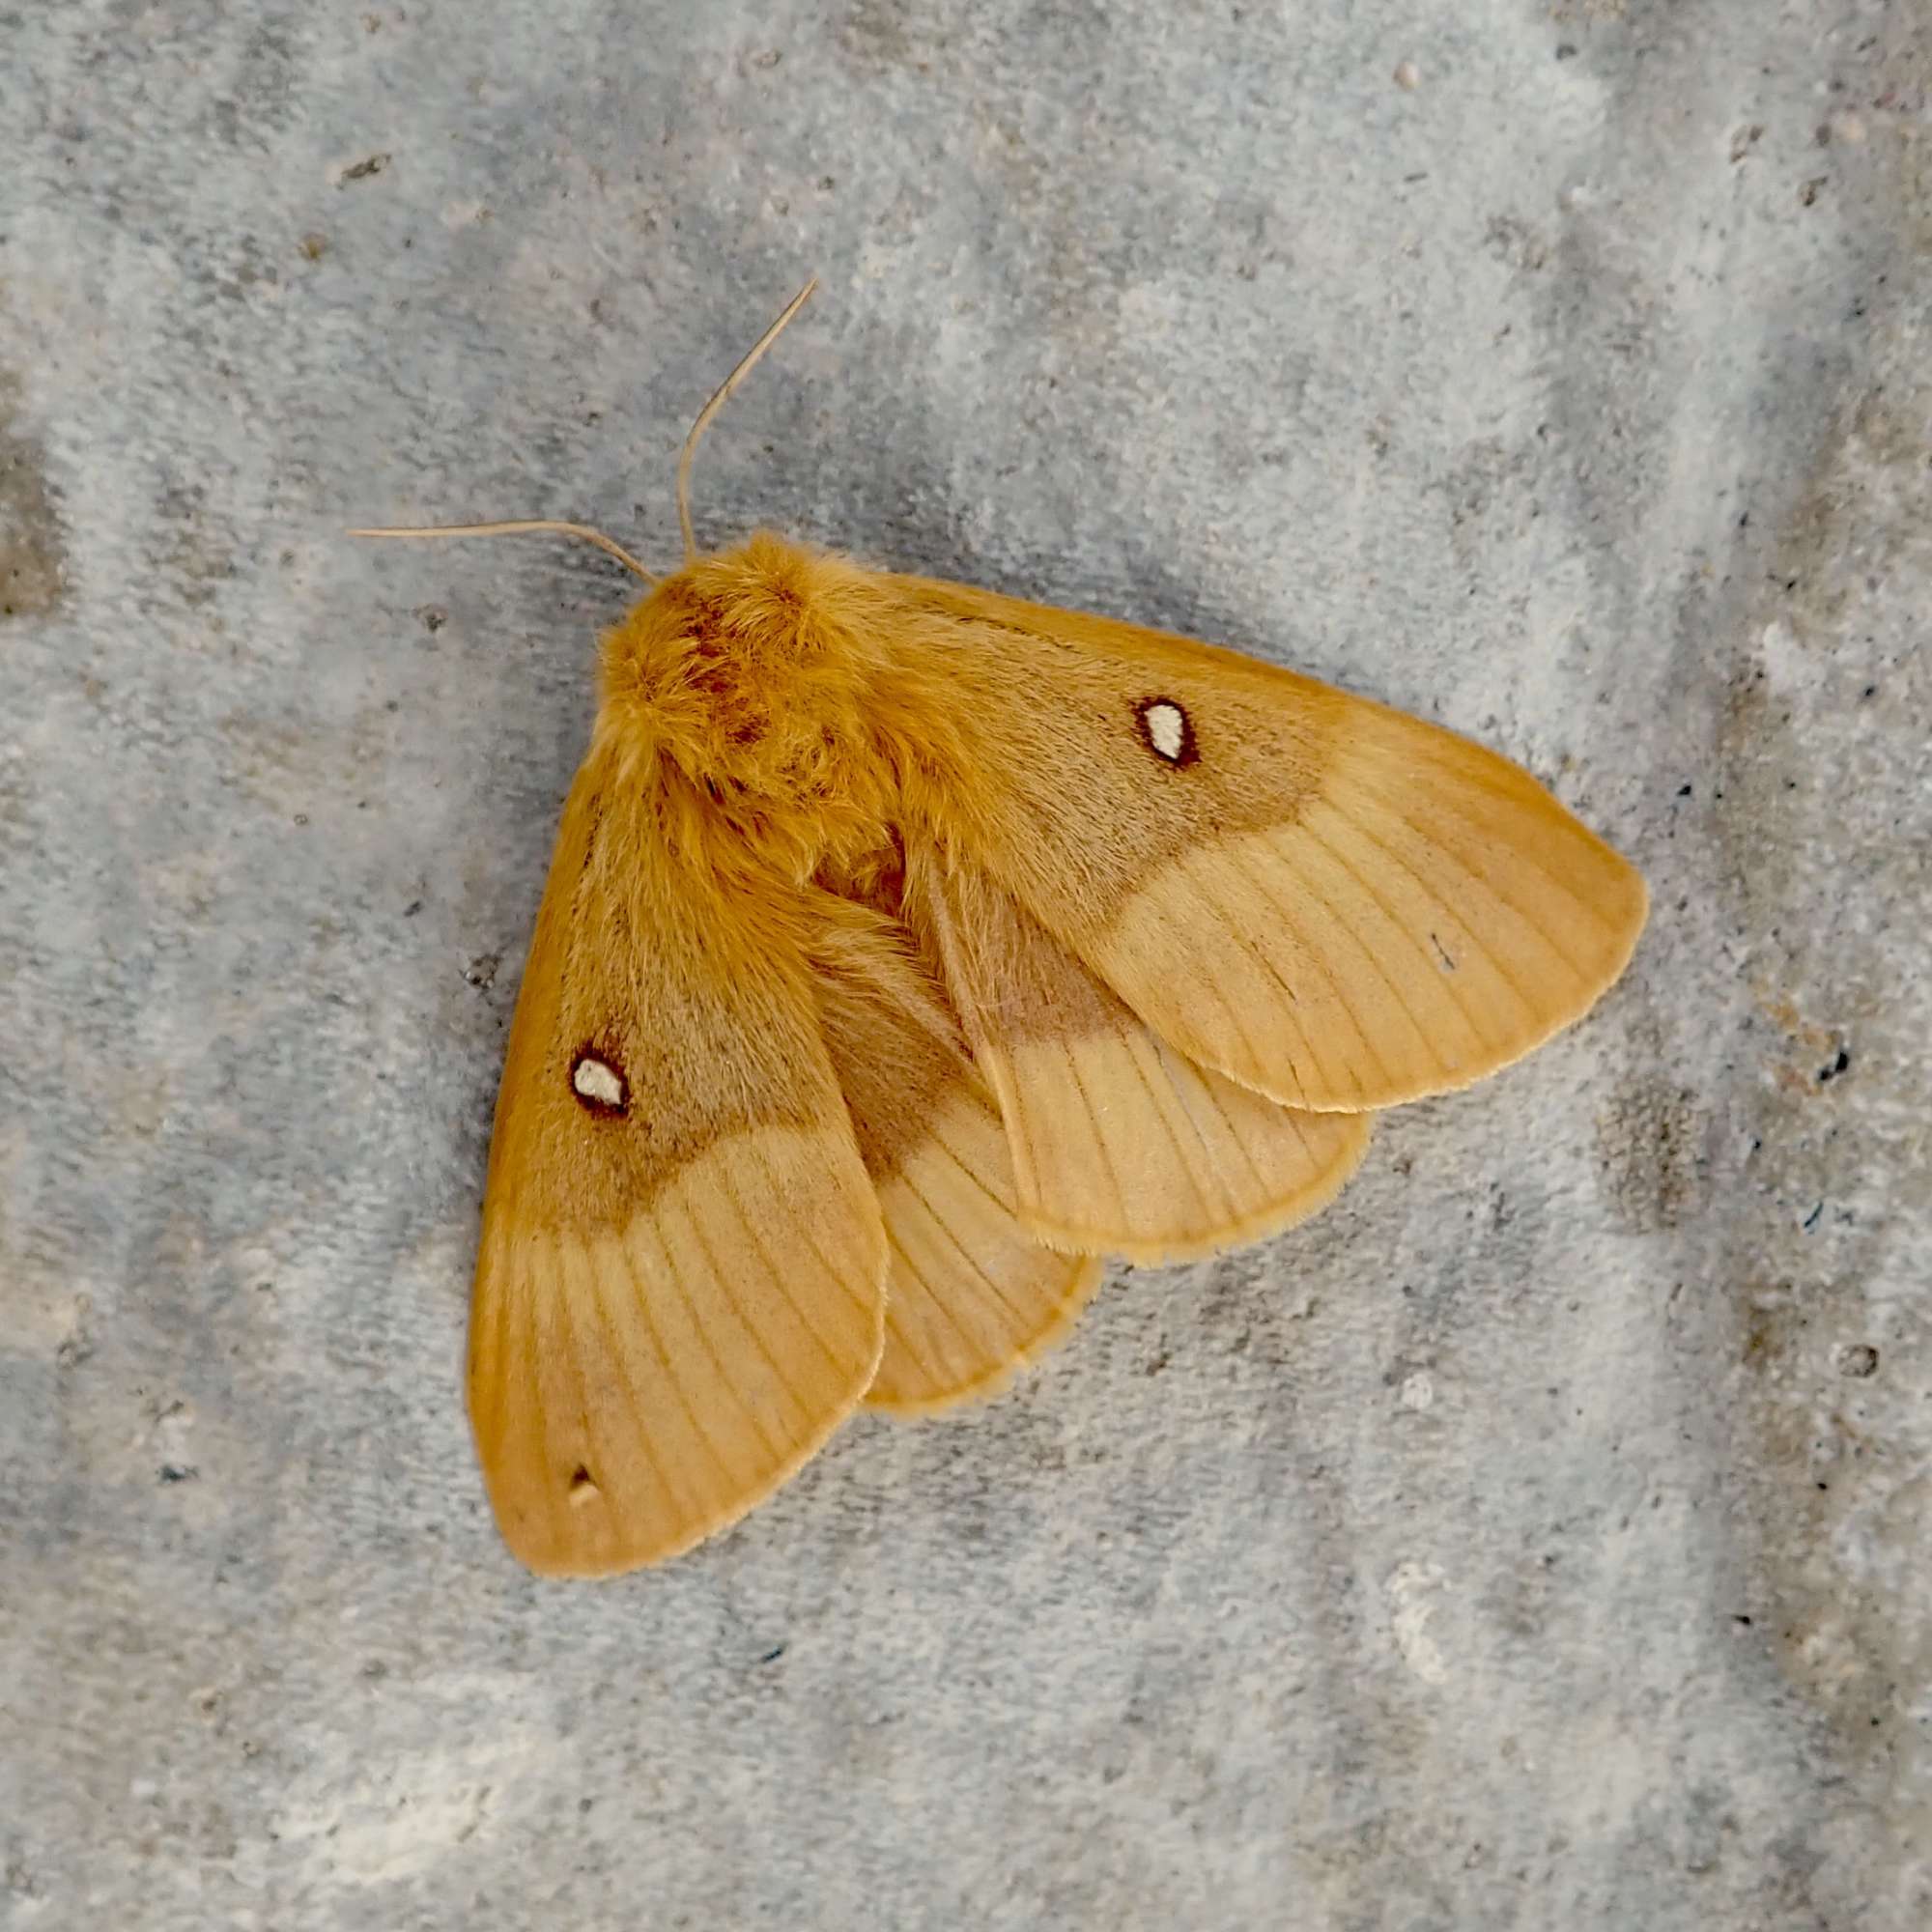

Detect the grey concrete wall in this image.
[2,2,1927,1926]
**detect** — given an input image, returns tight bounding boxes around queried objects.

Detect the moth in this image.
[356,281,1647,1578]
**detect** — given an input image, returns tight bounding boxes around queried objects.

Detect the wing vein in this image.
[1187,855,1350,1102]
[903,1165,1033,1330]
[925,1113,1015,1217]
[1189,932,1312,1107]
[581,1238,688,1526]
[1394,787,1599,980]
[1215,843,1381,1104]
[880,1231,963,1383]
[889,1228,986,1364]
[679,1193,812,1451]
[716,1155,858,1379]
[1064,1042,1132,1231]
[633,1213,768,1492]
[1257,830,1442,1085]
[993,1056,1047,1211]
[1187,1057,1275,1197]
[1309,807,1530,1042]
[1119,1032,1222,1219]
[791,1212,884,1353]
[547,1238,598,1534]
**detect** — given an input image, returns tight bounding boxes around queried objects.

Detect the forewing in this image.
[891,576,1647,1114]
[468,756,886,1577]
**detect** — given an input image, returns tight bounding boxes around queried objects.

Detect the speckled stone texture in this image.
[3,3,1927,1927]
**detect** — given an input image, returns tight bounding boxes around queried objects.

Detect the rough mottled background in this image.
[3,2,1927,1926]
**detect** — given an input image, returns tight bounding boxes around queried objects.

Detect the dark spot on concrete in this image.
[1596,1077,1709,1233]
[0,372,68,620]
[1816,1047,1850,1083]
[1482,215,1548,275]
[463,953,499,990]
[838,0,931,71]
[155,478,236,609]
[339,154,390,185]
[55,1294,95,1370]
[1835,1344,1879,1378]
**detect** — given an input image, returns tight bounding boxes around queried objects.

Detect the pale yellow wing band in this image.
[867,1091,1104,1414]
[1087,714,1648,1112]
[917,856,1371,1264]
[470,1128,885,1577]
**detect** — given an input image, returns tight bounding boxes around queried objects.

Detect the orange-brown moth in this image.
[355,280,1647,1578]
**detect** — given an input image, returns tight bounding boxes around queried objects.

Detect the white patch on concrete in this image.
[1142,700,1187,760]
[572,1057,624,1108]
[260,1708,554,1887]
[1399,1371,1435,1411]
[1387,1560,1450,1685]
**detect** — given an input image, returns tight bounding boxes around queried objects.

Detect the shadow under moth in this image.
[356,281,1647,1577]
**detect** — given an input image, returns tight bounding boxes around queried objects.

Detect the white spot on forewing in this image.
[572,1057,624,1108]
[1144,700,1186,760]
[1387,1560,1450,1685]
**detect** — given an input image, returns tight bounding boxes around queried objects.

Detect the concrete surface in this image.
[3,2,1928,1926]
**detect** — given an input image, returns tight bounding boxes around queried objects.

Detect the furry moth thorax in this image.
[593,531,974,883]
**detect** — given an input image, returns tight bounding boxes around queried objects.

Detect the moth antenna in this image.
[347,519,659,586]
[676,274,819,563]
